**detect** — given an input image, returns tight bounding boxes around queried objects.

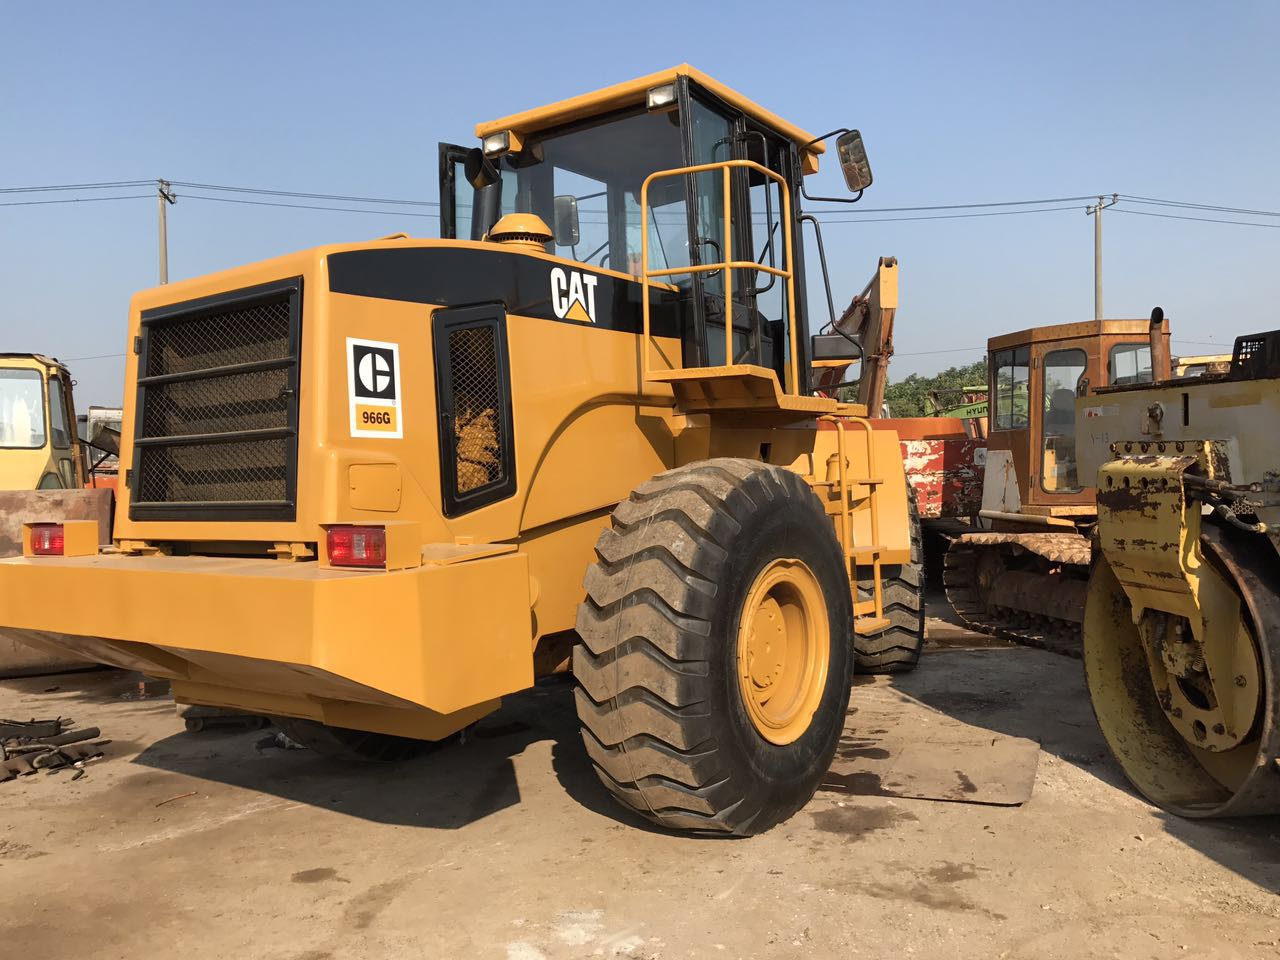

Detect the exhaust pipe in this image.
[1149,306,1170,381]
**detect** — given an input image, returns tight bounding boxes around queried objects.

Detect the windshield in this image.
[0,368,47,449]
[479,108,688,276]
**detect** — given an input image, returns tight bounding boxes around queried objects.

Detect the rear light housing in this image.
[326,525,387,568]
[28,524,65,556]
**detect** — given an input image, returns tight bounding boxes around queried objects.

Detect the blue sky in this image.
[2,0,1277,404]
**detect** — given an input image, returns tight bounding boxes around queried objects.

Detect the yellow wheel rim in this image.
[736,558,831,745]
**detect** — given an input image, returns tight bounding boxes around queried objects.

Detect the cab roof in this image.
[987,319,1167,352]
[475,64,825,168]
[0,352,63,371]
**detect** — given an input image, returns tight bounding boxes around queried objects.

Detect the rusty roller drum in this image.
[1083,523,1280,817]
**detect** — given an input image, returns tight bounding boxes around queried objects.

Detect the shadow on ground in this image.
[889,643,1280,896]
[126,674,664,834]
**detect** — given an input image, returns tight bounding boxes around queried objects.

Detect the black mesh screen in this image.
[136,438,289,504]
[145,298,293,377]
[131,278,301,521]
[434,307,515,517]
[448,326,504,494]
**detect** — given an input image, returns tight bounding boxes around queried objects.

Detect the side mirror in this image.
[552,194,580,247]
[835,130,873,193]
[464,147,499,189]
[812,332,862,362]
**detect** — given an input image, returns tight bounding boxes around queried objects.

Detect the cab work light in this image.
[326,525,387,568]
[29,523,65,556]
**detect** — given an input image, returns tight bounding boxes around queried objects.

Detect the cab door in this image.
[679,80,791,376]
[45,370,82,488]
[1026,341,1094,506]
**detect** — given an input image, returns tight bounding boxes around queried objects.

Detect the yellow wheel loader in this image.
[1077,328,1280,817]
[943,315,1173,653]
[0,67,921,835]
[0,353,112,676]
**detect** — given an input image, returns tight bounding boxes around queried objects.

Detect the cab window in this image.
[1041,348,1086,492]
[0,369,46,449]
[489,107,687,276]
[1109,343,1153,385]
[992,346,1029,429]
[47,376,72,449]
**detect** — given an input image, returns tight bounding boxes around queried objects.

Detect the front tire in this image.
[854,478,925,673]
[574,459,853,835]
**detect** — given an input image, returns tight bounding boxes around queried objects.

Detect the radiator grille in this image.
[131,278,301,521]
[448,326,504,494]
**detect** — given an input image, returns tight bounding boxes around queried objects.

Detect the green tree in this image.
[882,358,988,418]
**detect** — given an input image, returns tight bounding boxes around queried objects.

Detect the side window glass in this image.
[0,369,47,448]
[992,347,1029,429]
[1041,349,1087,492]
[1109,343,1152,385]
[553,170,609,267]
[48,377,71,449]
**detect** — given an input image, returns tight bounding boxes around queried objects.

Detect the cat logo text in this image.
[550,267,598,324]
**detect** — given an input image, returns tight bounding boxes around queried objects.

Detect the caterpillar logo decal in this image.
[347,337,403,438]
[549,266,598,324]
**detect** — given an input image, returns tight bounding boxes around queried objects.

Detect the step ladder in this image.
[819,416,890,636]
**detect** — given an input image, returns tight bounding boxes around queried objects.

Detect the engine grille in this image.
[433,305,516,517]
[130,278,302,521]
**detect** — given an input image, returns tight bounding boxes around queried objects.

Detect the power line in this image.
[0,194,152,208]
[0,180,152,195]
[1120,194,1280,219]
[171,180,440,208]
[817,204,1083,224]
[805,194,1097,214]
[1111,208,1280,229]
[61,352,126,362]
[181,193,441,218]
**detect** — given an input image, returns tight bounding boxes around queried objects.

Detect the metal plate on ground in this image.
[821,682,1041,806]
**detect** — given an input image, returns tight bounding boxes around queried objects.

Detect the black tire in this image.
[273,718,430,763]
[574,458,853,836]
[854,478,925,673]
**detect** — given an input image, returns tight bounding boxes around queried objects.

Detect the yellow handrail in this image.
[640,159,798,393]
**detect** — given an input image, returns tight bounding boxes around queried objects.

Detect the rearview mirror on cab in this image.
[836,130,873,193]
[553,194,580,248]
[464,147,499,189]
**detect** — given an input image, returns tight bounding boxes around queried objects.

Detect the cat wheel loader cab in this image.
[943,317,1172,653]
[0,65,921,835]
[1076,329,1280,818]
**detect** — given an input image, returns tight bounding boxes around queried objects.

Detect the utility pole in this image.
[157,179,177,284]
[1085,194,1118,320]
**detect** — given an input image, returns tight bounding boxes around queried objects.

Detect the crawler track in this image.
[943,532,1091,658]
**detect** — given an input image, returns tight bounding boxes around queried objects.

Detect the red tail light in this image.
[326,525,387,568]
[30,524,65,556]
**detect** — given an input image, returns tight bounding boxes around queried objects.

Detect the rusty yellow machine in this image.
[0,66,922,835]
[1077,327,1280,817]
[0,353,111,676]
[943,315,1173,653]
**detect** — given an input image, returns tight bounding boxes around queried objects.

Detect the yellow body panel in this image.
[0,233,912,737]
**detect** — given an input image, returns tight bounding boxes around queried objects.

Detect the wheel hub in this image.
[736,559,830,745]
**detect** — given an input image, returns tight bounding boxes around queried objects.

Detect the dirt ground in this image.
[2,601,1278,960]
